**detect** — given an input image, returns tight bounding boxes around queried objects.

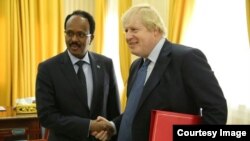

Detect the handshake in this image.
[89,116,115,141]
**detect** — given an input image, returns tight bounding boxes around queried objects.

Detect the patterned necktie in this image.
[117,59,151,141]
[75,61,88,105]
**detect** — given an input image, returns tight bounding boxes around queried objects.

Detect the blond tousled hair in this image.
[121,4,166,36]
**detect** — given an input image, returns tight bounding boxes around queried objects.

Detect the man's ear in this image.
[89,34,94,45]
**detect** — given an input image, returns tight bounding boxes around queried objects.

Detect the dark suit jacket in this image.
[114,39,227,141]
[36,51,120,141]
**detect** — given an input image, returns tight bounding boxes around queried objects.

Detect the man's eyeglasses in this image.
[64,31,91,39]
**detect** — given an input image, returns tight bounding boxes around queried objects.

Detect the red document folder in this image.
[149,110,201,141]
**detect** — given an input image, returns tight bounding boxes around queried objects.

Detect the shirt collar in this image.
[147,37,165,63]
[67,50,91,65]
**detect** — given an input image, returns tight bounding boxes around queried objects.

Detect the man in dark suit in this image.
[93,4,227,141]
[35,10,120,141]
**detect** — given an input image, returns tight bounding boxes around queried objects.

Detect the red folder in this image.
[149,110,201,141]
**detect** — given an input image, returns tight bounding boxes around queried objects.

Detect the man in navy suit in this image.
[35,10,120,141]
[93,4,227,141]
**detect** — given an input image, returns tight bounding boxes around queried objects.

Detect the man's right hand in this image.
[90,116,115,141]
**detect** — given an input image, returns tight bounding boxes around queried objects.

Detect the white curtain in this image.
[183,0,250,124]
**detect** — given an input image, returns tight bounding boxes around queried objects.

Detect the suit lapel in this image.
[88,53,104,116]
[59,51,89,111]
[137,40,172,111]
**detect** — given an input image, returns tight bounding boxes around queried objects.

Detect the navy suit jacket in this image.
[36,51,120,141]
[114,39,227,141]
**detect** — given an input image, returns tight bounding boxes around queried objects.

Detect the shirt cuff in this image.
[109,121,117,135]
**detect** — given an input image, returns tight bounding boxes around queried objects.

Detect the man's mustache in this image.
[70,42,80,47]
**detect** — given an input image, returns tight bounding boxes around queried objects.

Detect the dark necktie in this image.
[117,59,151,141]
[76,61,88,105]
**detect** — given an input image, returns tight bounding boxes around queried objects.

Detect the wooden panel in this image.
[0,107,41,141]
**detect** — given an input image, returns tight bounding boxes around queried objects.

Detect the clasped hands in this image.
[90,116,114,141]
